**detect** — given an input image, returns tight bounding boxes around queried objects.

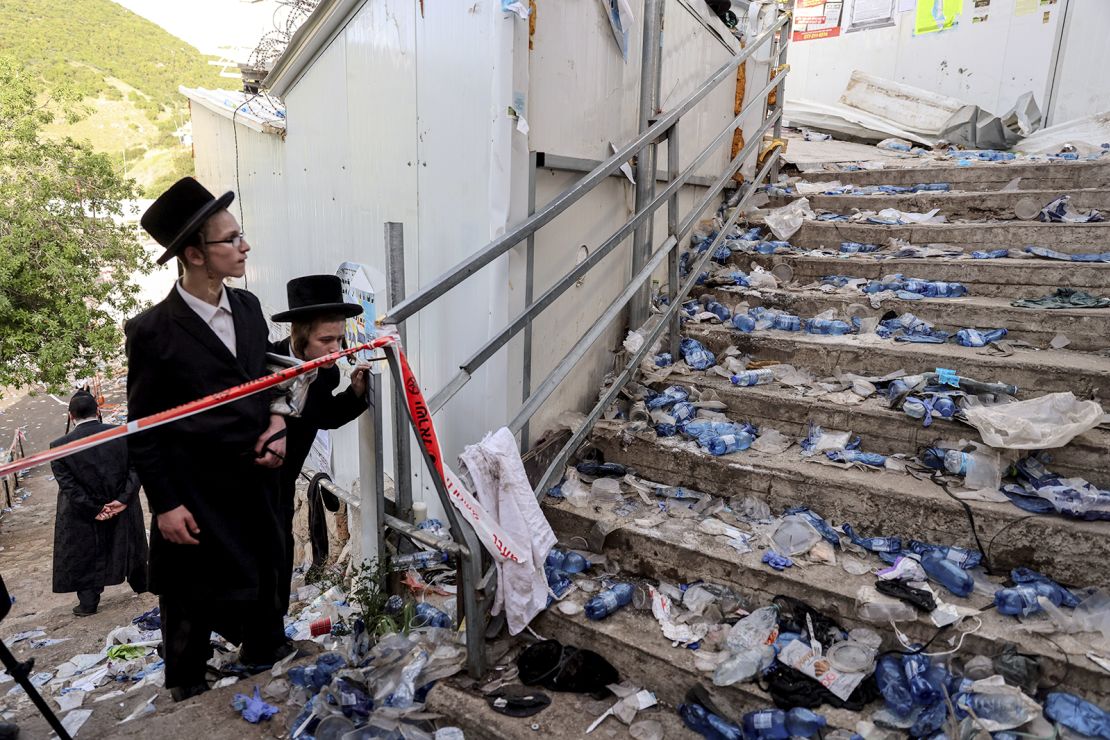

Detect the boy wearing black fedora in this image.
[125,177,290,701]
[271,275,369,609]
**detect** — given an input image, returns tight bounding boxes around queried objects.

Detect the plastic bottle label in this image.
[936,368,959,387]
[753,713,775,730]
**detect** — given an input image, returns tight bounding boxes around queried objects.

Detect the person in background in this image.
[50,390,148,616]
[126,177,289,702]
[271,275,368,610]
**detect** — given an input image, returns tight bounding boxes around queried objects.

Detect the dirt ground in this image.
[0,388,308,739]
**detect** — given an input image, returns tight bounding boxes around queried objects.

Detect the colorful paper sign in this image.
[914,0,963,34]
[792,0,844,41]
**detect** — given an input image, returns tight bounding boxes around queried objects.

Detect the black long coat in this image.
[272,337,365,604]
[50,421,148,594]
[125,286,282,603]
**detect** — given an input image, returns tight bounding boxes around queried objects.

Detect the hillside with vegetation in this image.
[0,0,227,195]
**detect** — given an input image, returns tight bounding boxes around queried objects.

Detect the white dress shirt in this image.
[176,280,237,357]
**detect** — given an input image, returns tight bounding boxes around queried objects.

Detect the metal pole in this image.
[521,152,538,451]
[771,7,790,182]
[359,369,386,565]
[384,222,413,521]
[382,346,487,677]
[630,0,665,329]
[666,123,680,360]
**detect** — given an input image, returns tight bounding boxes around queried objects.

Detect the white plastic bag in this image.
[764,198,815,240]
[962,392,1105,449]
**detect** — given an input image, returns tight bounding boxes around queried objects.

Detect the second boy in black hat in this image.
[271,275,369,610]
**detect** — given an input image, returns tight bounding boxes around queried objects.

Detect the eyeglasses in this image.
[203,232,246,248]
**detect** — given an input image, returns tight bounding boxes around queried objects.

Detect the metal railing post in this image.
[384,222,413,521]
[521,152,538,451]
[630,0,665,329]
[382,346,487,678]
[359,366,386,566]
[771,8,791,182]
[666,123,681,360]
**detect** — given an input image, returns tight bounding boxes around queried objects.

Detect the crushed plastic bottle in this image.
[908,541,982,569]
[876,654,914,717]
[957,690,1039,730]
[702,299,732,322]
[1011,568,1079,607]
[585,583,634,620]
[732,314,756,332]
[1044,692,1110,740]
[679,703,743,740]
[706,432,754,456]
[741,707,828,739]
[412,603,452,629]
[955,327,1008,347]
[654,353,673,367]
[805,318,852,336]
[921,549,974,597]
[713,644,775,686]
[902,653,941,706]
[825,449,886,467]
[771,313,802,331]
[731,369,775,387]
[646,385,689,410]
[390,551,450,572]
[842,524,901,553]
[681,338,717,370]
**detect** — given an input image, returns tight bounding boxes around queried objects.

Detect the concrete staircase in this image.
[529,158,1110,733]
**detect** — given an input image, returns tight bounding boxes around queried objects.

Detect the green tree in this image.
[0,56,150,391]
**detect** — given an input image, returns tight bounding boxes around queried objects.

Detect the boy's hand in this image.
[157,505,200,545]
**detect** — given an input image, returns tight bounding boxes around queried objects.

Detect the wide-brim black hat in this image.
[272,274,363,322]
[141,177,235,265]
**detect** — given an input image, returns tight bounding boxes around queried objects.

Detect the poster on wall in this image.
[846,0,898,32]
[1014,0,1037,14]
[792,0,844,41]
[914,0,963,34]
[336,261,377,363]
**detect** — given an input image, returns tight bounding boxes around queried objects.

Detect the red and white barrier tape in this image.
[0,337,527,564]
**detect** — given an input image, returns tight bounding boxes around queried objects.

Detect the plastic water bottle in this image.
[908,541,982,569]
[805,318,852,336]
[575,462,627,477]
[679,703,743,740]
[703,300,731,321]
[713,644,775,686]
[826,449,886,467]
[771,314,801,331]
[646,385,689,409]
[875,655,914,717]
[544,566,572,599]
[730,369,775,387]
[955,328,1007,347]
[842,524,901,553]
[707,432,754,456]
[741,708,827,739]
[412,603,452,629]
[672,402,696,425]
[416,518,448,537]
[993,586,1043,616]
[681,338,717,370]
[563,551,588,574]
[585,583,634,620]
[732,314,756,333]
[654,353,673,367]
[545,548,567,570]
[390,550,450,571]
[921,549,973,597]
[1044,692,1110,739]
[943,450,989,478]
[957,692,1036,729]
[903,654,940,706]
[1012,567,1079,607]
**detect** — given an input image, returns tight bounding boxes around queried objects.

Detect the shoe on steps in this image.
[170,683,209,702]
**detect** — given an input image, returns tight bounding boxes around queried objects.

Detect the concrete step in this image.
[704,285,1110,352]
[534,604,868,733]
[646,373,1110,489]
[685,323,1110,404]
[813,161,1110,190]
[743,253,1110,299]
[766,189,1110,221]
[790,221,1110,255]
[586,421,1110,589]
[543,501,1110,704]
[426,679,699,739]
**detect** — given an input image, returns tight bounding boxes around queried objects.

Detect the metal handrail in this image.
[381,11,789,327]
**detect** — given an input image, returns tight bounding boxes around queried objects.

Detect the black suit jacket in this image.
[50,421,148,593]
[125,285,281,600]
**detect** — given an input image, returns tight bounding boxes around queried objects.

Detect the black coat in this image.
[125,285,282,602]
[50,421,148,594]
[272,337,365,604]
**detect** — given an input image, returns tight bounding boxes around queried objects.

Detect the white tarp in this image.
[962,392,1105,450]
[839,71,965,135]
[1017,111,1110,156]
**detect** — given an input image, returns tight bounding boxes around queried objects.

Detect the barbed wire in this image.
[248,0,322,70]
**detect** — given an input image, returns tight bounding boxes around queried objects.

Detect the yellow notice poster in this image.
[914,0,963,34]
[1014,0,1038,14]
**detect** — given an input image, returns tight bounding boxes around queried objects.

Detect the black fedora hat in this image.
[141,177,235,265]
[272,275,363,322]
